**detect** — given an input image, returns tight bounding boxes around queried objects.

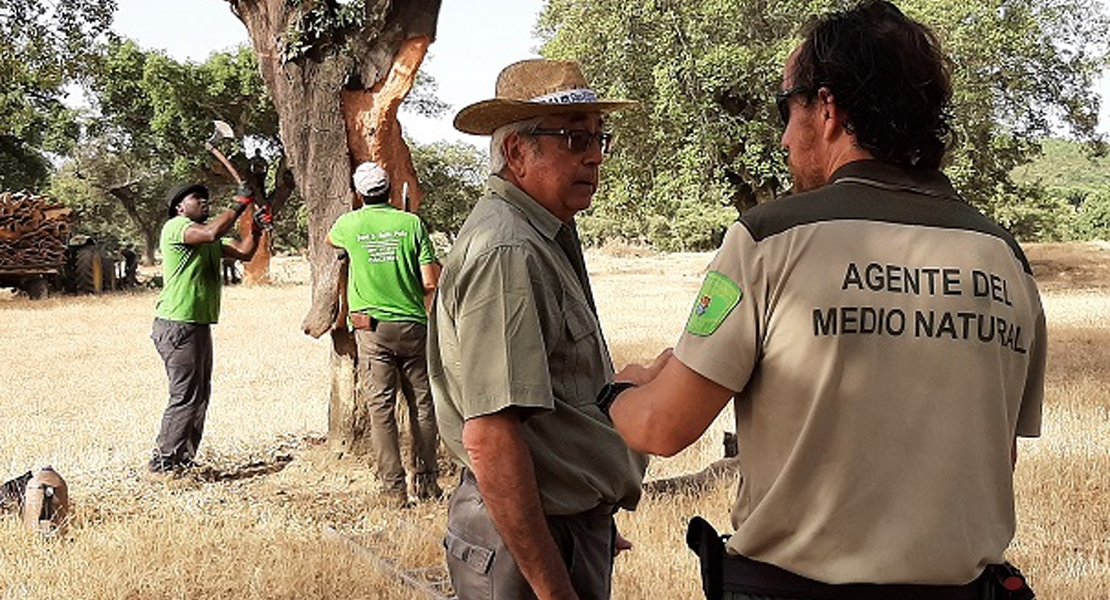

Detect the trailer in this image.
[0,191,115,299]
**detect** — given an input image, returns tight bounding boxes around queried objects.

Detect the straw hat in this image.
[453,59,636,135]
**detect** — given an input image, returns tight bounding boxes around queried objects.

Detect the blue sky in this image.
[113,0,546,146]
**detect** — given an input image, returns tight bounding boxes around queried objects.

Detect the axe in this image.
[205,120,272,231]
[204,120,243,183]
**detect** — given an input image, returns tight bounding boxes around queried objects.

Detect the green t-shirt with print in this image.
[155,216,225,324]
[328,203,436,324]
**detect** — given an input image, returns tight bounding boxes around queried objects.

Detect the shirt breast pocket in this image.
[558,296,603,406]
[563,297,597,345]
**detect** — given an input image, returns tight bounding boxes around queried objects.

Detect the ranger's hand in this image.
[614,530,633,556]
[614,347,673,386]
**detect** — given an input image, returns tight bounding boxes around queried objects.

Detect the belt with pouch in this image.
[687,516,1034,600]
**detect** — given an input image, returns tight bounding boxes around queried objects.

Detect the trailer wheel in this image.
[23,277,49,300]
[74,245,104,294]
[100,254,117,291]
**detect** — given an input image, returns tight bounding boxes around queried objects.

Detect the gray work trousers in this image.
[151,318,213,464]
[443,473,616,600]
[355,320,439,493]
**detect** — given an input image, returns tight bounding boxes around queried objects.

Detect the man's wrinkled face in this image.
[512,111,606,222]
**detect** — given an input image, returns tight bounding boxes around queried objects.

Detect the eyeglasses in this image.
[527,128,613,154]
[774,87,809,127]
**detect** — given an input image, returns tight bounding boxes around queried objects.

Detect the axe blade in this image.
[212,120,235,140]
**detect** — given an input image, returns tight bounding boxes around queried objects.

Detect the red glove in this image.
[252,204,273,233]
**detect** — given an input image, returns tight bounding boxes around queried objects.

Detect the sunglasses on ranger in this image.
[774,87,809,127]
[527,128,614,154]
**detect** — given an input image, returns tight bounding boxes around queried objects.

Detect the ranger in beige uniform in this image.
[429,60,650,600]
[601,3,1044,599]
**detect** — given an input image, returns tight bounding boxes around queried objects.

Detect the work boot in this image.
[378,487,412,509]
[148,451,175,474]
[413,472,443,501]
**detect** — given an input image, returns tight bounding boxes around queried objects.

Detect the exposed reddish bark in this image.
[236,213,271,285]
[214,151,292,285]
[341,35,429,212]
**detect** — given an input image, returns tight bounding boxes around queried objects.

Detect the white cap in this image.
[352,161,390,197]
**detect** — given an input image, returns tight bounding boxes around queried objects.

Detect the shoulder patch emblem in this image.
[685,271,742,336]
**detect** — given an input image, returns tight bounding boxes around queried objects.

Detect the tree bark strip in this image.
[341,35,430,212]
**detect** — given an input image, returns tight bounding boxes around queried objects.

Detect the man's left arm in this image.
[223,197,270,261]
[223,227,262,261]
[420,262,441,314]
[415,219,440,314]
[609,355,734,457]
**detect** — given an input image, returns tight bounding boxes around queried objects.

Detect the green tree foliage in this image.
[410,140,487,239]
[1012,137,1110,241]
[1074,192,1110,240]
[87,39,277,178]
[61,40,285,262]
[1012,138,1110,194]
[0,0,116,190]
[403,71,450,119]
[539,0,1110,247]
[539,0,798,250]
[921,0,1107,237]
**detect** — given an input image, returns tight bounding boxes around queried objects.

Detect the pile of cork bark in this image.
[0,191,71,269]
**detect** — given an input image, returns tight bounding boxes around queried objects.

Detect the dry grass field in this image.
[0,242,1107,599]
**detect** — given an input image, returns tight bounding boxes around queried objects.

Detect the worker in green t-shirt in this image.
[149,181,270,474]
[327,161,442,507]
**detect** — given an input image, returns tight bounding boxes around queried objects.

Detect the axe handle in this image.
[205,141,243,183]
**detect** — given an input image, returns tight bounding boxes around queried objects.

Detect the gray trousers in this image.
[151,318,213,464]
[355,320,438,493]
[444,474,616,600]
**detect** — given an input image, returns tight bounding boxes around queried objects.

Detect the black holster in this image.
[686,516,726,600]
[981,563,1036,600]
[685,515,1035,600]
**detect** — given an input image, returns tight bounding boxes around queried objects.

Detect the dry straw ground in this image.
[0,242,1107,599]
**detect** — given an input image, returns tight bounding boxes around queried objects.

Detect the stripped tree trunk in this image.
[237,213,271,285]
[234,155,297,285]
[227,0,441,455]
[341,35,429,212]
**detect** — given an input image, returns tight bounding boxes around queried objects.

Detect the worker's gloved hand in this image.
[252,204,273,233]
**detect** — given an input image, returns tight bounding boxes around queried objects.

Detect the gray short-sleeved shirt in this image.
[429,176,646,516]
[676,160,1046,585]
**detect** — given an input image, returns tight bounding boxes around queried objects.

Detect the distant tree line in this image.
[2,0,1108,260]
[538,0,1110,249]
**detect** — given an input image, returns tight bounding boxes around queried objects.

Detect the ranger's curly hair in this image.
[791,0,953,169]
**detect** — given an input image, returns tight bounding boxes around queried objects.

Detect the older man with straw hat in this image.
[429,59,662,600]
